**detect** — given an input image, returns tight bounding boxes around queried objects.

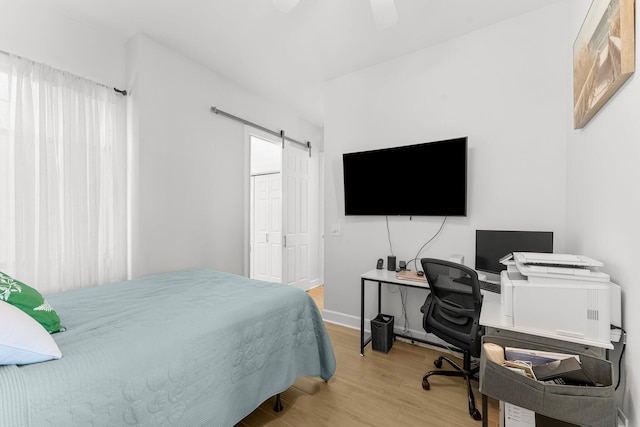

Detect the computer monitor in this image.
[475,230,554,278]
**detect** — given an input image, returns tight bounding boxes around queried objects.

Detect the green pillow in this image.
[0,271,63,333]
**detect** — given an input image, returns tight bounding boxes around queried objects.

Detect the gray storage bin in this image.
[480,335,616,427]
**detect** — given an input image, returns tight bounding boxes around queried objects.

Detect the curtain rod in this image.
[0,49,128,96]
[210,106,311,157]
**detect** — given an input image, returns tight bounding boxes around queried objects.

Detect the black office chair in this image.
[420,258,484,421]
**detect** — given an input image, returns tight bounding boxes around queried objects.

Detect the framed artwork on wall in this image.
[573,0,635,129]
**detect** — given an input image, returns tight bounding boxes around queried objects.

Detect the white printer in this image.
[500,252,622,349]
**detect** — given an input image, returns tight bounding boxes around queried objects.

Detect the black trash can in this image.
[371,314,394,353]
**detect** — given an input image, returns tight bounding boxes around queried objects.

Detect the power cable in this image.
[407,216,448,271]
[385,216,394,256]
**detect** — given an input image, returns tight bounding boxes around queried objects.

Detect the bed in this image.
[0,269,336,426]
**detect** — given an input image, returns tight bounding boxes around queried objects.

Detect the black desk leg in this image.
[482,394,488,427]
[360,279,384,356]
[360,278,365,356]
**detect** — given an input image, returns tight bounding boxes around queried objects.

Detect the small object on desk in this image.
[376,258,384,269]
[416,271,424,276]
[399,260,406,270]
[396,270,427,283]
[499,252,514,264]
[453,276,502,294]
[480,280,501,294]
[387,255,396,271]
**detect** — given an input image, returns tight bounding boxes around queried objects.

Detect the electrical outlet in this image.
[331,224,341,236]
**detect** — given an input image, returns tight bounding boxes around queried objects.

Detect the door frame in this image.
[244,127,282,278]
[243,126,321,289]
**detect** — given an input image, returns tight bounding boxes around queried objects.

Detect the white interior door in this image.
[250,173,282,282]
[282,142,310,290]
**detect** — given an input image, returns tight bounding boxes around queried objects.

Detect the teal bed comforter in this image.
[0,269,336,426]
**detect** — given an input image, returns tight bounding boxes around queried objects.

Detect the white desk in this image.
[361,269,613,356]
[360,269,430,355]
[360,269,616,425]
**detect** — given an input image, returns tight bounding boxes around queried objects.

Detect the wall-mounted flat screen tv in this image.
[342,137,467,216]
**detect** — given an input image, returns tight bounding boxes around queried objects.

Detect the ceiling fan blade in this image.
[370,0,398,29]
[273,0,300,13]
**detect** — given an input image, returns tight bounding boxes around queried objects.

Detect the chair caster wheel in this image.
[422,379,430,390]
[470,409,482,421]
[434,359,442,368]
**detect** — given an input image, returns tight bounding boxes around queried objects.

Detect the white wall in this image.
[566,1,639,423]
[0,3,324,287]
[324,3,569,335]
[6,0,635,421]
[0,0,126,89]
[126,34,323,282]
[250,135,281,175]
[325,1,640,423]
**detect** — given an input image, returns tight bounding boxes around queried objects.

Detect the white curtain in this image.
[0,53,126,294]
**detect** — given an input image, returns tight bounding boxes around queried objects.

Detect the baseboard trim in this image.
[322,310,361,330]
[321,309,460,356]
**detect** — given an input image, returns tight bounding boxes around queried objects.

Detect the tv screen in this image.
[342,137,467,216]
[475,230,554,274]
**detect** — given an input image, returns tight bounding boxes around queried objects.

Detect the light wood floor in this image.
[306,285,324,312]
[237,285,498,427]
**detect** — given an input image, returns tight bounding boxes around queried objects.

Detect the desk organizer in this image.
[479,335,616,427]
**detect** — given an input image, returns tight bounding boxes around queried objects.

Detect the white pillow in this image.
[0,300,62,365]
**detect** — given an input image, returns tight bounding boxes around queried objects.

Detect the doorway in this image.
[249,135,282,282]
[248,131,315,290]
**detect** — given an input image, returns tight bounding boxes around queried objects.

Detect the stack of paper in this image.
[484,344,597,386]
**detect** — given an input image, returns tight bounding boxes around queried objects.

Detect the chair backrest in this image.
[420,258,483,357]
